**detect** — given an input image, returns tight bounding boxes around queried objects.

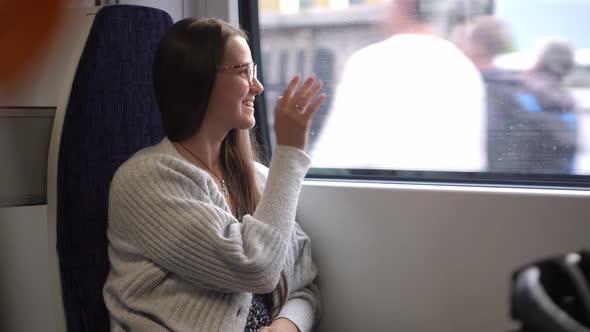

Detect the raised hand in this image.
[274,74,327,152]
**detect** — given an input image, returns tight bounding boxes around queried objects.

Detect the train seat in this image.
[46,5,172,331]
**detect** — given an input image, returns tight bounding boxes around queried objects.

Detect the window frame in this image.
[239,0,273,166]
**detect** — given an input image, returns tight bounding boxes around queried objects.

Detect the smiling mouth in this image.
[242,100,255,107]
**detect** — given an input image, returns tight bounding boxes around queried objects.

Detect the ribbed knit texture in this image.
[103,138,320,331]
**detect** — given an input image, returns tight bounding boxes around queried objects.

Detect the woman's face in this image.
[206,36,264,132]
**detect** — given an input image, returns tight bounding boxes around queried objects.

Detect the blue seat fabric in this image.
[56,5,172,331]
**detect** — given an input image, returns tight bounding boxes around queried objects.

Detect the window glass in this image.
[258,0,590,180]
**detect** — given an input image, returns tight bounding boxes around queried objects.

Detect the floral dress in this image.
[243,293,272,331]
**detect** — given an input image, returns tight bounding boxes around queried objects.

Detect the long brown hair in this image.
[153,17,288,317]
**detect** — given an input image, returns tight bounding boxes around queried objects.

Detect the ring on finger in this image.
[295,104,304,110]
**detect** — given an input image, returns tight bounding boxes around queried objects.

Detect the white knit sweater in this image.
[103,138,320,331]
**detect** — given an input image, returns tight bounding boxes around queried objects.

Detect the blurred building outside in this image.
[258,0,590,173]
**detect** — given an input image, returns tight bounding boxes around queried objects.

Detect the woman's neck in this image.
[177,128,227,173]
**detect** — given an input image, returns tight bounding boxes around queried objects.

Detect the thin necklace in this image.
[179,142,230,198]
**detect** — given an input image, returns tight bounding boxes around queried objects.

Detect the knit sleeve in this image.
[108,145,310,294]
[253,162,321,331]
[275,223,321,332]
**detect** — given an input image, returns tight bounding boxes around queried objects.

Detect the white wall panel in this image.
[119,0,184,22]
[297,182,590,331]
[184,0,238,24]
[0,205,56,332]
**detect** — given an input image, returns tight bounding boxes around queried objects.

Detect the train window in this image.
[248,0,590,188]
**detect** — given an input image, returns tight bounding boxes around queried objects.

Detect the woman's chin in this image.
[236,117,256,130]
[246,118,256,129]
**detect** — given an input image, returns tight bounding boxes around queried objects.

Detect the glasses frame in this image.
[217,62,257,86]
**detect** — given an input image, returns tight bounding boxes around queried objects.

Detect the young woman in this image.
[103,18,326,332]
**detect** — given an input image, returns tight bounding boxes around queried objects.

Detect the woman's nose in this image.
[251,77,264,95]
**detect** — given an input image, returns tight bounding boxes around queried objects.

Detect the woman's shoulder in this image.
[115,138,173,172]
[112,138,208,191]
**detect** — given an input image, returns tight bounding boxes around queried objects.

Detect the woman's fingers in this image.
[276,74,301,110]
[301,79,323,109]
[274,73,327,151]
[281,74,325,117]
[296,74,317,99]
[278,74,321,112]
[291,75,317,109]
[303,93,327,119]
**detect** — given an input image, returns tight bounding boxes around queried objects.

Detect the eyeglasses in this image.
[217,62,257,86]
